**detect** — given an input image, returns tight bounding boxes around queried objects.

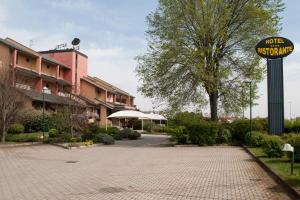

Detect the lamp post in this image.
[42,86,47,142]
[282,143,294,175]
[244,81,252,139]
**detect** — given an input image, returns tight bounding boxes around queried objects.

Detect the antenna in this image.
[29,39,34,48]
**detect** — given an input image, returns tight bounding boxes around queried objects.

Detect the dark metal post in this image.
[249,82,252,138]
[291,151,294,175]
[42,88,45,142]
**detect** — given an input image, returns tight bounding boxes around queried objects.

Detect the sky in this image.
[0,0,299,118]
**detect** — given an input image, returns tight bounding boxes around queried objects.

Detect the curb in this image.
[0,142,43,148]
[242,146,300,200]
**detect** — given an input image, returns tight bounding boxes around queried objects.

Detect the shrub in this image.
[165,126,188,144]
[102,134,115,145]
[230,119,249,143]
[292,120,300,133]
[128,131,141,140]
[230,119,266,143]
[93,133,106,143]
[169,112,203,127]
[106,127,120,135]
[216,128,232,144]
[16,108,54,133]
[244,131,265,147]
[284,120,294,133]
[6,133,43,142]
[48,128,58,138]
[8,123,24,134]
[177,134,188,144]
[187,121,219,146]
[143,122,153,132]
[120,128,133,139]
[252,118,268,132]
[285,133,300,162]
[262,135,284,158]
[112,133,123,140]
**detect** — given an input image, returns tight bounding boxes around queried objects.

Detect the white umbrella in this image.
[107,110,149,130]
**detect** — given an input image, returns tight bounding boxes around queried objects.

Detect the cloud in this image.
[46,0,92,10]
[84,47,123,58]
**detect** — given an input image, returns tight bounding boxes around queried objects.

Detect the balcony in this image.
[114,101,137,111]
[15,82,32,90]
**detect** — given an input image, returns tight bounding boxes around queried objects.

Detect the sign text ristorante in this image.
[255,37,294,59]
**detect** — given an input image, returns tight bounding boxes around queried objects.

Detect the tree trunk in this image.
[1,123,6,143]
[209,91,218,121]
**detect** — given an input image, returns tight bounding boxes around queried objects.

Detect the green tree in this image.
[136,0,284,120]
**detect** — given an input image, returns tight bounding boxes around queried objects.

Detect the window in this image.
[26,58,30,62]
[16,54,19,64]
[46,65,50,69]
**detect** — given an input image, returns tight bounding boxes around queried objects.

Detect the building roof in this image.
[84,76,134,97]
[18,89,82,106]
[0,38,71,69]
[39,49,88,58]
[81,76,116,94]
[0,38,39,57]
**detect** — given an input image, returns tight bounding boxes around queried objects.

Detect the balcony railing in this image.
[16,83,32,90]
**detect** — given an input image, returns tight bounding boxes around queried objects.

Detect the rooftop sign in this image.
[255,37,294,59]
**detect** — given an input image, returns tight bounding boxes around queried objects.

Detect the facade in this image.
[0,37,136,125]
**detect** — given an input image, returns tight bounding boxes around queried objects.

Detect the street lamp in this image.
[244,81,252,139]
[282,143,295,175]
[42,86,47,142]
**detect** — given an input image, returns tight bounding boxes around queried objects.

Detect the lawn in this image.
[248,147,300,192]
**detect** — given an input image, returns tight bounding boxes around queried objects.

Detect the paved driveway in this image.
[0,135,292,200]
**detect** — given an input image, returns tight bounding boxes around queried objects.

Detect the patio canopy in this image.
[107,110,149,119]
[142,113,167,121]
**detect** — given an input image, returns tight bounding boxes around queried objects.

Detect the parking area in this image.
[0,135,292,200]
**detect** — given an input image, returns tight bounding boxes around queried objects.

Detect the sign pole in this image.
[267,58,284,135]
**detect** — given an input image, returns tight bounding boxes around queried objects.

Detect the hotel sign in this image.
[255,37,294,59]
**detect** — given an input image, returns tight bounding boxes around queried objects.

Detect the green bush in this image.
[230,119,266,143]
[8,123,25,134]
[16,108,54,133]
[285,133,300,162]
[244,131,265,147]
[292,120,300,133]
[262,135,284,158]
[128,131,141,140]
[168,112,203,127]
[120,128,132,139]
[143,122,153,132]
[102,134,115,145]
[253,118,268,132]
[284,120,294,133]
[93,133,106,143]
[106,127,120,135]
[165,126,188,144]
[230,119,249,143]
[112,133,123,140]
[6,133,43,142]
[48,128,58,138]
[216,128,232,144]
[187,121,219,146]
[177,134,188,144]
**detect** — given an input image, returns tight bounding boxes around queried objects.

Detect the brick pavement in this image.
[0,135,293,200]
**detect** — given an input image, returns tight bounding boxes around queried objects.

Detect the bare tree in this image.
[0,62,24,143]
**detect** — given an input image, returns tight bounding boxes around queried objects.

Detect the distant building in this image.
[0,37,136,126]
